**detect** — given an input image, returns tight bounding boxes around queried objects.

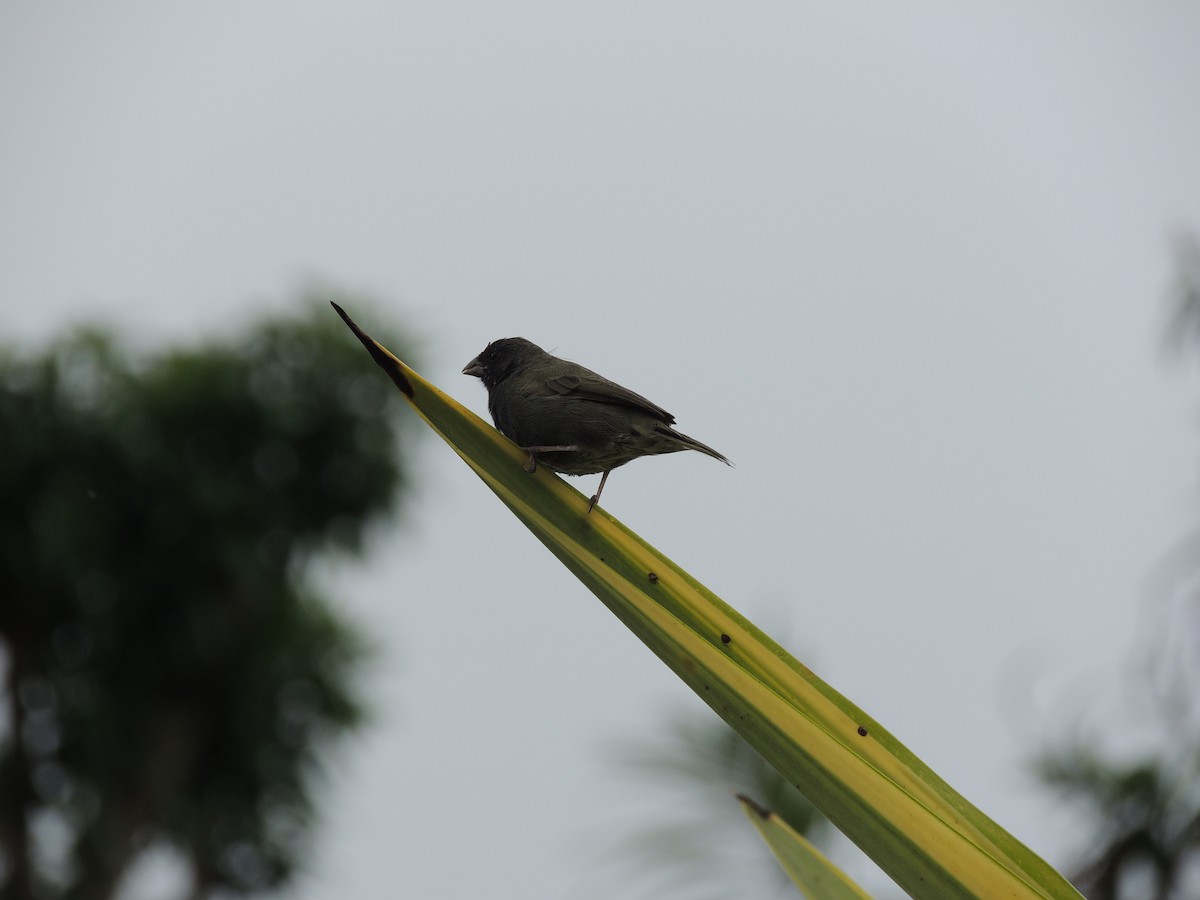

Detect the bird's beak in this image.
[462,357,485,378]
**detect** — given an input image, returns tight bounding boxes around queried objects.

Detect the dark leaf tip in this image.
[736,793,772,820]
[330,302,414,398]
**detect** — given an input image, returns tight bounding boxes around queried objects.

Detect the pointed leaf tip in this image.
[330,301,362,339]
[330,303,415,398]
[736,794,772,820]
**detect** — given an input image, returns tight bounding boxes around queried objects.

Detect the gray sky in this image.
[4,4,1200,897]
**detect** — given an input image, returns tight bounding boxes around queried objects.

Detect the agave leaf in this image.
[333,304,1080,899]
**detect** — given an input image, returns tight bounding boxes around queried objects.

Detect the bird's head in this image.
[462,337,546,389]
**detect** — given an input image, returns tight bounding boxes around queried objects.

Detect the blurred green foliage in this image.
[1033,237,1200,900]
[605,710,827,900]
[1035,742,1199,900]
[0,297,415,898]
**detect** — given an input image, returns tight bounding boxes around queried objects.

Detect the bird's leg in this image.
[520,445,579,474]
[587,469,612,514]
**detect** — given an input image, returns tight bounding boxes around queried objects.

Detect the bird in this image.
[463,337,730,512]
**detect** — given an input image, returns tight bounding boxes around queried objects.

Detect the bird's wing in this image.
[545,371,676,424]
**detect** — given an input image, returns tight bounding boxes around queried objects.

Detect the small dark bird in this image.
[463,338,730,512]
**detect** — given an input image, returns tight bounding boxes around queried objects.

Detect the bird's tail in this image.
[657,425,732,466]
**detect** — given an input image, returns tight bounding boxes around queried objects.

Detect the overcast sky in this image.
[4,4,1200,897]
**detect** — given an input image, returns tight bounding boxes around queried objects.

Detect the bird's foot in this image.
[586,469,612,516]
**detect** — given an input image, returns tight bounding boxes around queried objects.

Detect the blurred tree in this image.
[602,708,828,900]
[0,297,415,899]
[1032,236,1200,900]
